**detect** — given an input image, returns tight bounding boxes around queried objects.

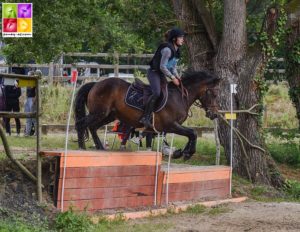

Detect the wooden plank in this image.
[57,185,154,201]
[59,153,161,168]
[53,157,60,206]
[40,151,62,157]
[57,175,156,189]
[162,179,230,194]
[163,170,230,184]
[40,150,161,167]
[0,73,41,80]
[64,52,154,58]
[59,166,157,178]
[59,64,149,69]
[161,165,230,173]
[57,195,154,211]
[156,171,165,205]
[0,111,37,118]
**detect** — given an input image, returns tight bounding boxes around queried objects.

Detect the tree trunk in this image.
[286,9,300,130]
[172,0,216,70]
[173,0,284,187]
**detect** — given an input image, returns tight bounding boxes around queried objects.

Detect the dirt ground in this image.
[132,201,300,232]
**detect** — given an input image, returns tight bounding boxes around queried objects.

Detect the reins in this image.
[177,80,189,110]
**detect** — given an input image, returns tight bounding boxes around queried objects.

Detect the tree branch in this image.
[219,114,266,153]
[218,104,260,115]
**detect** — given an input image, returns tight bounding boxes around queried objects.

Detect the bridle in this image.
[195,87,219,111]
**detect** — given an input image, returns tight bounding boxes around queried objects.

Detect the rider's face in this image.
[175,36,184,46]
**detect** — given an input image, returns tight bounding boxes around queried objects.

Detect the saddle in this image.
[125,78,168,112]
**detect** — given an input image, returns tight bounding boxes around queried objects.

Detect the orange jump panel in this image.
[41,150,161,167]
[43,150,231,212]
[162,166,230,184]
[58,185,155,201]
[56,151,161,168]
[59,166,157,178]
[57,175,156,189]
[162,179,230,194]
[57,195,154,211]
[159,166,230,204]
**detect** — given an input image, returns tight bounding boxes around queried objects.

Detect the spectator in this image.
[4,80,21,136]
[24,72,36,136]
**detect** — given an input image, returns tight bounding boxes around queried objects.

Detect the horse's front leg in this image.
[168,122,197,160]
[88,113,115,150]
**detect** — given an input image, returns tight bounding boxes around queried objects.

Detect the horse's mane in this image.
[180,70,220,86]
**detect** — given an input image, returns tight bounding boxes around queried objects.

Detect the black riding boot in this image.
[139,95,158,128]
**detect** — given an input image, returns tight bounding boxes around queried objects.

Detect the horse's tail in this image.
[74,82,96,142]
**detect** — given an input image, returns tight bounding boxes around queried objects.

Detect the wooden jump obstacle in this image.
[41,150,230,212]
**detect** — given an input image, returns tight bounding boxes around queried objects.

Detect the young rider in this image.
[139,27,187,128]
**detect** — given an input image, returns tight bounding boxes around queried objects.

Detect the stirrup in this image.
[139,116,153,129]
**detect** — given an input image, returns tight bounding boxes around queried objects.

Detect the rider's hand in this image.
[172,78,180,86]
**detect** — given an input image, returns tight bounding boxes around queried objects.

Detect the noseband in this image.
[196,87,219,111]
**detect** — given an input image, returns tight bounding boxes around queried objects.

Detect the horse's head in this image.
[199,84,219,120]
[181,70,220,120]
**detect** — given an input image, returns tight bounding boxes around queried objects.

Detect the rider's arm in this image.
[170,64,180,79]
[160,47,176,80]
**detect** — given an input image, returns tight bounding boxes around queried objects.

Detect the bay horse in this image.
[74,71,220,160]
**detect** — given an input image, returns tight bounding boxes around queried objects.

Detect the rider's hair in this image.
[164,29,171,42]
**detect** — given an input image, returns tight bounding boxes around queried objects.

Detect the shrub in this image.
[54,209,93,232]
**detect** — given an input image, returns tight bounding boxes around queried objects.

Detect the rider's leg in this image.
[139,69,161,128]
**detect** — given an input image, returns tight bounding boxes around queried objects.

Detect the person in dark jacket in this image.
[4,80,21,136]
[139,27,187,128]
[24,86,36,136]
[0,78,5,111]
[24,71,37,136]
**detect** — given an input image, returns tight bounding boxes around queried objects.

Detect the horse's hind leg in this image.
[77,113,103,149]
[76,118,89,150]
[88,114,115,150]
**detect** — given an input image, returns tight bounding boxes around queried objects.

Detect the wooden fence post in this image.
[114,51,119,78]
[48,62,54,85]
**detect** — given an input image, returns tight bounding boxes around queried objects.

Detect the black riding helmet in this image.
[167,27,187,42]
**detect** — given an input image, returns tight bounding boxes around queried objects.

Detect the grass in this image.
[184,204,230,216]
[185,204,206,214]
[264,83,298,128]
[0,210,50,232]
[268,143,300,167]
[0,209,172,232]
[41,84,73,124]
[265,129,300,168]
[232,173,300,203]
[207,205,231,216]
[3,134,93,150]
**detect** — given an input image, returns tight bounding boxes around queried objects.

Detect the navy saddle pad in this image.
[125,78,168,112]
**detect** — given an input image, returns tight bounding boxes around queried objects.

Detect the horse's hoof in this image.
[172,149,183,159]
